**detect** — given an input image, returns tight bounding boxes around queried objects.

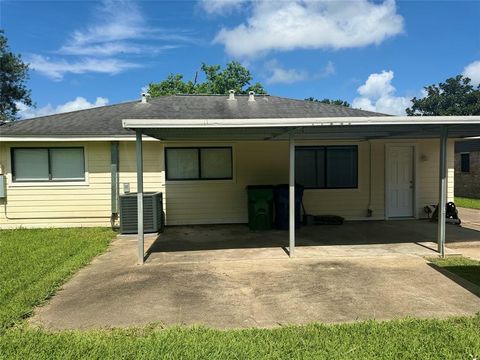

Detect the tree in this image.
[406,75,480,116]
[147,61,266,97]
[148,74,197,97]
[0,30,32,121]
[305,97,350,107]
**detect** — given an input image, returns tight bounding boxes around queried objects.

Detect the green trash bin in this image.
[246,185,274,231]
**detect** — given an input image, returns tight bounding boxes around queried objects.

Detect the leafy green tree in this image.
[148,74,196,97]
[406,75,480,116]
[305,97,350,107]
[147,61,266,97]
[0,30,32,121]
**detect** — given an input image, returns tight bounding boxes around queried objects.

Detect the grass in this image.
[429,256,480,287]
[0,227,115,330]
[0,228,479,359]
[455,197,480,210]
[1,317,479,359]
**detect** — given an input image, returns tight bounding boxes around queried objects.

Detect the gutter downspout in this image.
[367,140,373,217]
[110,141,120,228]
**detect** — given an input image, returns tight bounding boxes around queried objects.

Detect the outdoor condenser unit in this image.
[120,192,163,234]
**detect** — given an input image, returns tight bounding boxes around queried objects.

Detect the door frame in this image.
[384,143,418,219]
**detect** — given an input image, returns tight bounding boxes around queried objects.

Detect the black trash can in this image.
[274,184,304,230]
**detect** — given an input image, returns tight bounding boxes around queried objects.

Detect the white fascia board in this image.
[0,135,159,142]
[122,116,480,129]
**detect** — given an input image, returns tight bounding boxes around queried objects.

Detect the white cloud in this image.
[58,43,178,57]
[266,61,307,84]
[199,0,250,15]
[214,0,404,58]
[352,70,411,115]
[29,0,186,80]
[351,97,375,112]
[18,97,109,119]
[357,71,395,98]
[265,59,335,84]
[69,0,146,45]
[463,60,480,86]
[27,54,140,81]
[322,61,336,77]
[59,0,191,56]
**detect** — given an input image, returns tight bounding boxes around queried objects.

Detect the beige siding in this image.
[164,141,288,225]
[164,139,454,225]
[0,140,164,229]
[0,137,455,228]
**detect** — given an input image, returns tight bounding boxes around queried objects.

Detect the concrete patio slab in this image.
[145,220,473,264]
[446,208,480,260]
[458,207,480,232]
[31,221,480,330]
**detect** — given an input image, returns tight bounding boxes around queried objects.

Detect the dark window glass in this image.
[461,153,470,173]
[295,148,317,188]
[295,146,357,189]
[326,146,358,188]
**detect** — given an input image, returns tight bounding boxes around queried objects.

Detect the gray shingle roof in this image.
[0,95,388,136]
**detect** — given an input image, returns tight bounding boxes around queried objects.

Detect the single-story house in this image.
[454,138,480,198]
[1,92,480,263]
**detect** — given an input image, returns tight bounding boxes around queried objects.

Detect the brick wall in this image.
[455,151,480,198]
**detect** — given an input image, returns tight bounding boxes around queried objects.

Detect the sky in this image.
[1,0,480,118]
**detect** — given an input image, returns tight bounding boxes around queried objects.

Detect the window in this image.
[166,147,233,180]
[295,146,358,189]
[12,148,85,182]
[461,153,470,173]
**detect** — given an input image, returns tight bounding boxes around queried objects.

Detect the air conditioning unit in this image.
[120,192,163,234]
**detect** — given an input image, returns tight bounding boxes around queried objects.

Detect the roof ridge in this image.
[18,99,139,122]
[172,94,270,97]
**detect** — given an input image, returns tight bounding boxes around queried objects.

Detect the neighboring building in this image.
[0,93,478,230]
[455,139,480,198]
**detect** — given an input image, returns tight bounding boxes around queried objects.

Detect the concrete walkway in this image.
[458,207,480,232]
[448,208,480,260]
[31,222,480,330]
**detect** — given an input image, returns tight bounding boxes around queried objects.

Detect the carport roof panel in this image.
[123,117,480,140]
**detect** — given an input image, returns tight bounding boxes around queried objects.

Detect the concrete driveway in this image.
[458,207,480,232]
[448,207,480,260]
[32,223,480,330]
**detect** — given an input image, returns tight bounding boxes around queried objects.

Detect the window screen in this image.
[166,147,233,180]
[461,153,470,173]
[12,148,85,182]
[295,146,357,189]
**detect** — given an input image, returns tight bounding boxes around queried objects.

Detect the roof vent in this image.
[248,91,255,102]
[141,92,150,104]
[228,89,236,101]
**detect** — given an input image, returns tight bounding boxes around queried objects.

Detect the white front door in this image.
[386,145,414,218]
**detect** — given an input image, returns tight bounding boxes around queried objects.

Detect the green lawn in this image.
[0,228,479,359]
[455,197,480,210]
[1,317,480,360]
[429,256,480,287]
[0,227,115,329]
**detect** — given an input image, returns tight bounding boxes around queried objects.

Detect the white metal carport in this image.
[123,116,480,264]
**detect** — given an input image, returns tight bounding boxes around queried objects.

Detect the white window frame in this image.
[165,144,236,185]
[7,145,90,187]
